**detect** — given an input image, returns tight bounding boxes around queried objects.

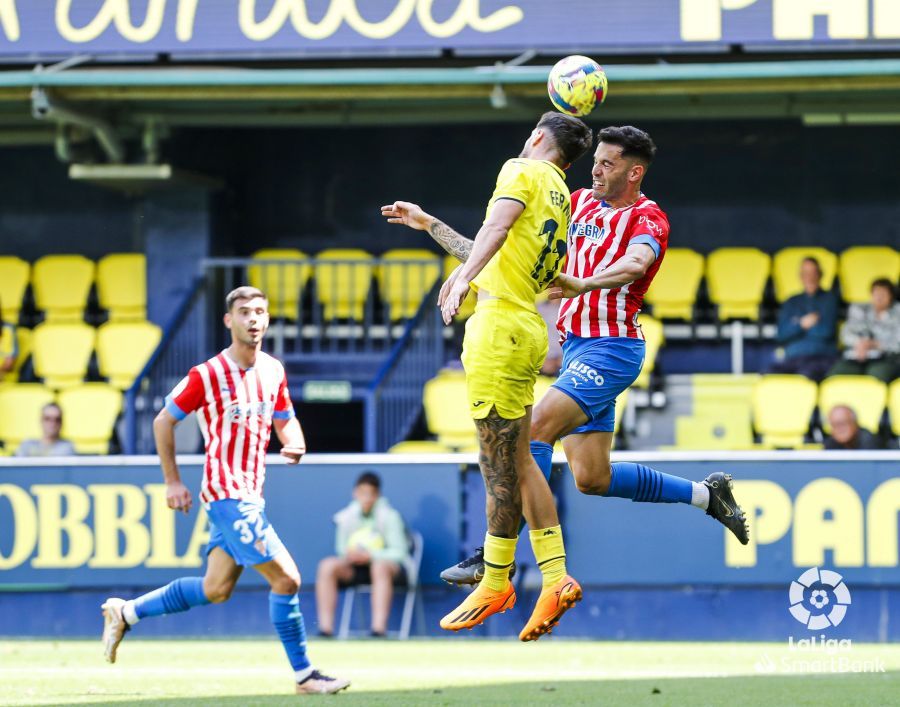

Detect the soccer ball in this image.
[547,55,608,118]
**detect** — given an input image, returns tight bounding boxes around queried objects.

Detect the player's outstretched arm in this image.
[548,243,656,299]
[153,408,192,514]
[381,200,474,263]
[275,417,306,465]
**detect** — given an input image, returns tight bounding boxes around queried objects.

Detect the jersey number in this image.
[530,219,565,289]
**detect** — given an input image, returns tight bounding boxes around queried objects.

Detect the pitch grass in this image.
[2,639,898,706]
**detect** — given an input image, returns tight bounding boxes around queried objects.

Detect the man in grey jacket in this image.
[315,472,410,637]
[829,278,900,382]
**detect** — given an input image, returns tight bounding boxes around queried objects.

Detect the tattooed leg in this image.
[475,408,525,539]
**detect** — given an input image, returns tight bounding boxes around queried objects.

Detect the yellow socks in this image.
[530,525,567,587]
[482,534,517,591]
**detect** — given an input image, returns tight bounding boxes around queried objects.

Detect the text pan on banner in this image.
[0,1,895,59]
[0,463,460,587]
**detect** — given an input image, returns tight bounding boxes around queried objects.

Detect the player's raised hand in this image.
[166,480,192,514]
[381,201,432,231]
[548,274,586,301]
[280,445,306,464]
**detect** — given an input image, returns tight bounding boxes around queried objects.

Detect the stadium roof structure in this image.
[0,58,898,143]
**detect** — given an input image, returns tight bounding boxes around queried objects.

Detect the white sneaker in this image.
[295,670,351,694]
[101,598,129,664]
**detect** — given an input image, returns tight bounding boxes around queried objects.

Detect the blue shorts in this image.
[552,334,645,434]
[205,499,286,567]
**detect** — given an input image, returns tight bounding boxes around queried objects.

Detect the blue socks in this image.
[606,462,693,504]
[133,577,210,619]
[269,592,312,680]
[518,441,555,534]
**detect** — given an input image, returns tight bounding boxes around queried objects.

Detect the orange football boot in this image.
[440,581,516,632]
[518,575,582,642]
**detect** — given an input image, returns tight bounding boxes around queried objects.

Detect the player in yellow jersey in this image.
[382,112,593,640]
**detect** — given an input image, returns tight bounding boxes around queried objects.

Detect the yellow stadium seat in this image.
[247,249,311,320]
[423,374,475,449]
[0,256,30,324]
[32,322,95,389]
[644,249,704,320]
[691,373,759,417]
[675,412,753,450]
[0,383,55,453]
[58,383,123,454]
[772,247,838,302]
[889,380,900,437]
[443,255,475,320]
[752,375,818,448]
[96,321,162,390]
[377,249,441,320]
[706,248,771,321]
[388,440,453,454]
[32,254,95,322]
[634,315,664,389]
[314,249,374,320]
[818,375,887,435]
[0,326,31,384]
[613,389,628,436]
[838,246,900,304]
[97,253,147,321]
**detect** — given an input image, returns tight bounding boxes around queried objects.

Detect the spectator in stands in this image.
[828,278,900,383]
[823,405,887,450]
[15,403,76,457]
[770,257,838,381]
[315,472,410,638]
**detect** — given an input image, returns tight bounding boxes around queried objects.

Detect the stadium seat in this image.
[706,248,771,321]
[838,246,900,304]
[0,326,31,384]
[772,247,838,302]
[752,375,818,448]
[314,249,374,320]
[32,254,95,323]
[31,322,95,389]
[691,374,759,417]
[675,412,753,450]
[97,253,147,321]
[247,248,311,320]
[644,248,704,320]
[58,383,123,454]
[633,315,664,389]
[96,321,162,390]
[443,255,475,320]
[0,383,55,454]
[889,380,900,437]
[377,249,441,320]
[818,375,887,435]
[0,256,30,324]
[423,374,475,449]
[388,440,453,454]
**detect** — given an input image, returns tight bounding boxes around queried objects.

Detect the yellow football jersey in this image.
[472,158,571,312]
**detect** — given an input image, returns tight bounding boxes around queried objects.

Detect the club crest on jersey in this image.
[228,400,274,422]
[565,360,605,386]
[568,221,604,241]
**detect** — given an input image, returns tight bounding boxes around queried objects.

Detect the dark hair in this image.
[596,125,657,166]
[536,112,593,166]
[871,278,896,300]
[355,471,381,490]
[225,286,267,312]
[801,257,822,276]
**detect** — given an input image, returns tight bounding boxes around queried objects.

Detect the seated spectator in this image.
[770,257,838,381]
[15,403,76,457]
[828,278,900,383]
[315,472,410,638]
[823,405,884,450]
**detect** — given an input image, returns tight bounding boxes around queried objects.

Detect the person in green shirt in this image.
[315,472,410,638]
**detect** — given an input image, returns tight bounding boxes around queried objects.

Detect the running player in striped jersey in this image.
[442,126,749,586]
[100,286,349,696]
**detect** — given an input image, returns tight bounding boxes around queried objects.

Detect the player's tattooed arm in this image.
[428,218,473,262]
[475,410,524,539]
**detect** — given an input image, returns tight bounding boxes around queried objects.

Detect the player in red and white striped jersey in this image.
[100,286,348,695]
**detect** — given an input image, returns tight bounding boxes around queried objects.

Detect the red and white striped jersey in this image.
[557,189,669,340]
[164,349,295,503]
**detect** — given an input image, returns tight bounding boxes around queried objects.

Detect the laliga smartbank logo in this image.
[753,568,884,675]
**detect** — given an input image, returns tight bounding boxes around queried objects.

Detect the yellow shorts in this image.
[460,299,548,420]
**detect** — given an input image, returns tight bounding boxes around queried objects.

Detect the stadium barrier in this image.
[1,452,898,640]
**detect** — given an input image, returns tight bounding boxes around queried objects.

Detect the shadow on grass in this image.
[43,671,900,707]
